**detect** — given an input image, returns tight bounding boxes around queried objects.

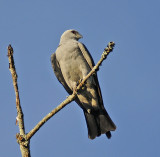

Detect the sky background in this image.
[0,0,160,156]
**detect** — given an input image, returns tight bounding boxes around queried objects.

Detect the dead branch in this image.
[7,42,115,156]
[8,45,30,157]
[26,41,115,140]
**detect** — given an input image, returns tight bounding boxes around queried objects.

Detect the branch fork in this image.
[7,42,115,157]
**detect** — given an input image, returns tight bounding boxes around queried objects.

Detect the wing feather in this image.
[51,53,72,95]
[78,42,104,107]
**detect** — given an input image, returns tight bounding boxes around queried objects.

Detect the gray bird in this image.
[51,29,116,139]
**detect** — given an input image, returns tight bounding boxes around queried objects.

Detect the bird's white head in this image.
[60,29,83,44]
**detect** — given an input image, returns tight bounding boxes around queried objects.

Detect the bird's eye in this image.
[71,30,76,34]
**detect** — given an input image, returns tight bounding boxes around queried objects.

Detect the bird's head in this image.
[60,29,83,43]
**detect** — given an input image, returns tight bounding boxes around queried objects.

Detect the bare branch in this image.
[7,45,30,157]
[7,42,115,156]
[77,42,115,90]
[26,94,76,140]
[26,42,115,140]
[8,45,25,135]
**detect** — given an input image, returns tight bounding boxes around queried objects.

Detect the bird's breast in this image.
[56,43,91,89]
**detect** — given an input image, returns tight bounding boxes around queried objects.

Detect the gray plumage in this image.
[51,29,116,139]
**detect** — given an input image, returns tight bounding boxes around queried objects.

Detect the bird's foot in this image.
[77,79,86,90]
[76,79,83,86]
[73,86,78,95]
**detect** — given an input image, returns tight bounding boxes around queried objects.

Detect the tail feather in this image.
[84,112,100,139]
[84,110,116,139]
[106,131,112,139]
[98,113,116,134]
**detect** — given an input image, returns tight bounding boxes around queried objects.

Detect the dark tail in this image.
[84,110,116,139]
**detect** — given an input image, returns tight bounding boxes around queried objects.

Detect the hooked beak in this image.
[77,33,83,39]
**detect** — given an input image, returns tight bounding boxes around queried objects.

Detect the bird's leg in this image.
[73,78,86,94]
[79,78,87,90]
[78,78,84,87]
[73,81,79,95]
[73,79,82,93]
[76,79,83,86]
[73,86,77,95]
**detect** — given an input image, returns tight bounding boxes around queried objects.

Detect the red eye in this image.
[71,30,76,34]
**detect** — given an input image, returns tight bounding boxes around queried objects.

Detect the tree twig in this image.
[26,94,76,140]
[26,41,115,140]
[7,42,115,156]
[7,45,31,157]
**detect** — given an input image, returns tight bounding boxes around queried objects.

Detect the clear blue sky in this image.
[0,0,160,156]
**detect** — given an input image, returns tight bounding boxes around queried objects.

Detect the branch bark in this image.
[7,42,115,156]
[8,45,30,157]
[26,41,115,140]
